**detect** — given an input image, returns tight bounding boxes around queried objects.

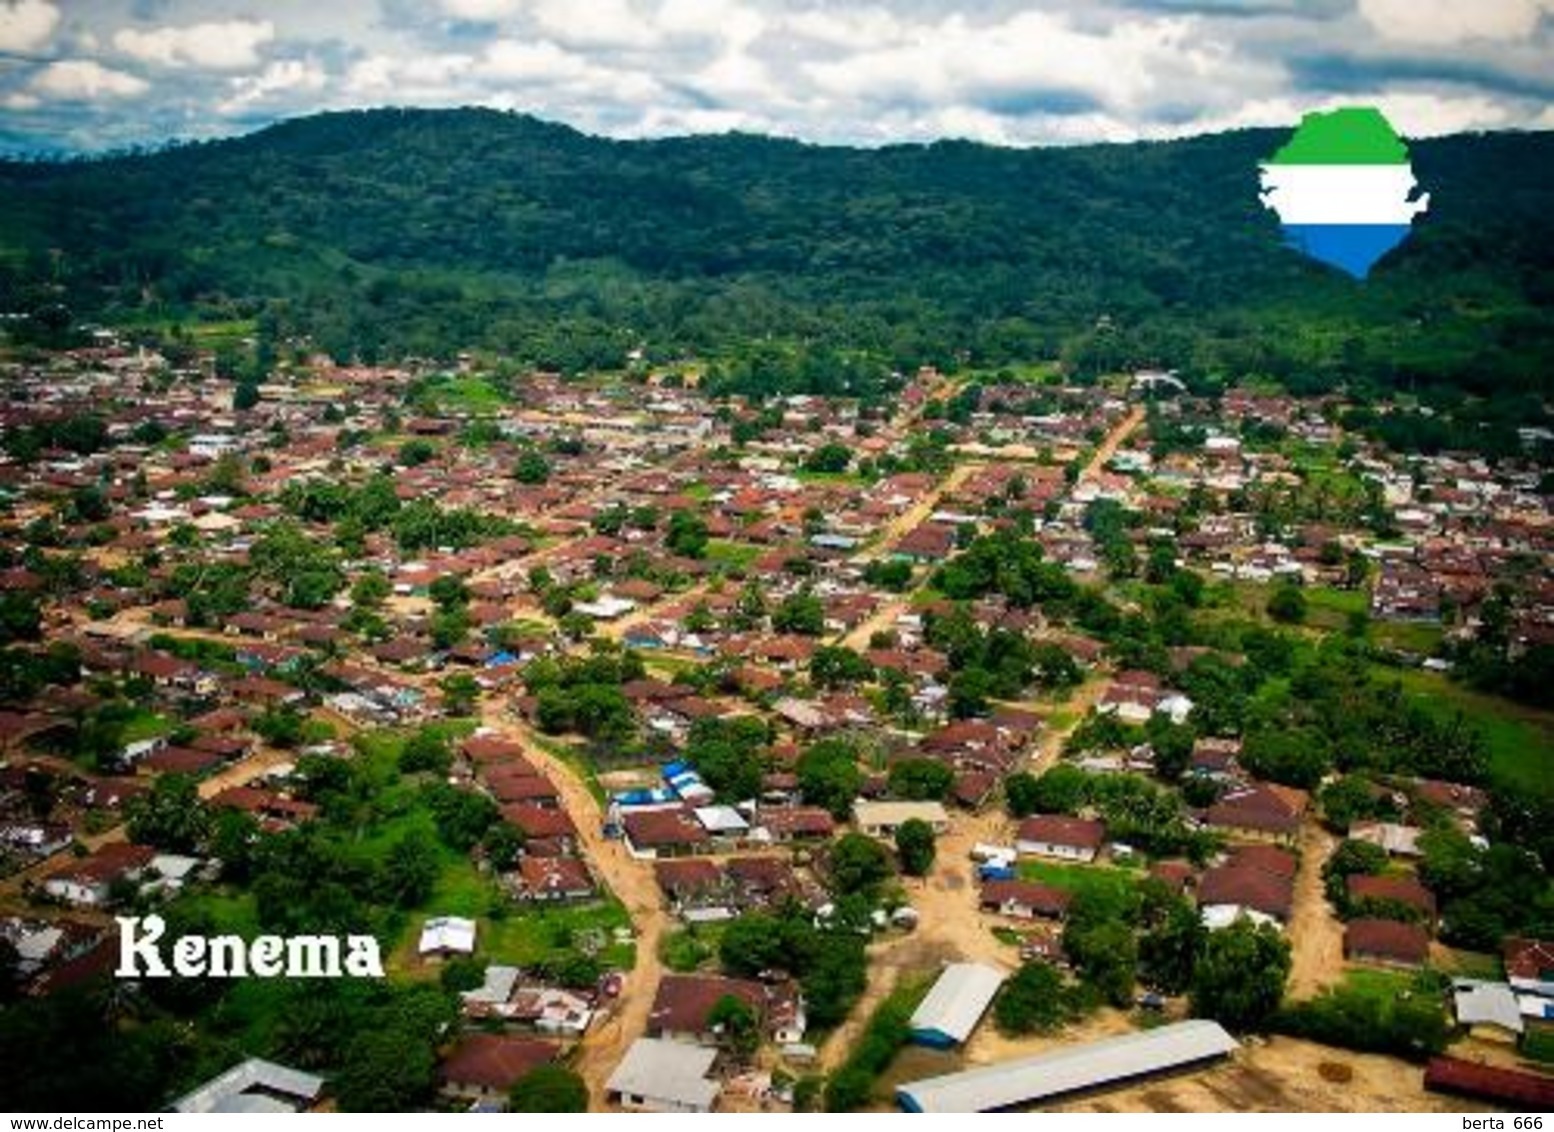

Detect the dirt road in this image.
[1287,822,1344,999]
[477,703,670,1104]
[1079,404,1146,484]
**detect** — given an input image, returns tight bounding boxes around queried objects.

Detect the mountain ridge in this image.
[1,106,1551,397]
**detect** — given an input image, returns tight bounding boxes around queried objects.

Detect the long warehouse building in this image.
[897,1019,1239,1113]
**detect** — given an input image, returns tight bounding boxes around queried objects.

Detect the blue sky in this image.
[2,0,1552,153]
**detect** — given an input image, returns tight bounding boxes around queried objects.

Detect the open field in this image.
[1386,668,1554,794]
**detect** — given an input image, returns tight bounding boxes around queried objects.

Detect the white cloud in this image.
[29,60,148,100]
[220,58,329,116]
[114,19,275,71]
[1,90,41,110]
[0,0,58,53]
[528,0,647,49]
[1357,0,1554,44]
[480,38,594,82]
[436,0,523,20]
[801,10,1249,117]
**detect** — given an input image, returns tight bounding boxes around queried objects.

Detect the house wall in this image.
[610,1090,711,1114]
[1016,839,1097,863]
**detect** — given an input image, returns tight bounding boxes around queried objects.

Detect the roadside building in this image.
[605,1038,720,1113]
[909,963,1007,1049]
[896,1020,1238,1112]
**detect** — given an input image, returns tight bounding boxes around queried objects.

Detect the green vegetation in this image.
[1273,968,1451,1061]
[823,976,931,1112]
[5,110,1552,406]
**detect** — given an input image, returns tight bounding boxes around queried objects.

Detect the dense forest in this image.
[1,108,1552,396]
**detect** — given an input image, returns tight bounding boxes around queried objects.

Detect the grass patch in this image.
[424,376,509,413]
[660,924,723,972]
[704,539,761,571]
[1521,1029,1554,1064]
[121,710,175,744]
[1015,860,1140,902]
[529,735,606,807]
[1385,668,1554,795]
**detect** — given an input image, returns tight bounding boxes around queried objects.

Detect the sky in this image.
[1,0,1552,153]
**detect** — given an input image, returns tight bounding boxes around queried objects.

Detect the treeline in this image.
[2,109,1552,398]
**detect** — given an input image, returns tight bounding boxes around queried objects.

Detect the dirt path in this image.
[1287,821,1344,999]
[859,460,985,565]
[476,702,670,1105]
[1079,404,1146,484]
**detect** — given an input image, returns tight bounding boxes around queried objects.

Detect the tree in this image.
[1267,584,1307,624]
[382,830,438,907]
[895,818,936,876]
[804,442,852,474]
[1139,897,1205,994]
[773,592,825,636]
[514,449,551,484]
[1190,919,1291,1031]
[828,833,892,895]
[400,727,453,774]
[947,667,993,718]
[440,672,480,715]
[509,1065,588,1113]
[481,821,525,870]
[1064,919,1137,1007]
[797,739,863,820]
[810,646,873,689]
[351,570,391,609]
[666,510,709,558]
[995,961,1072,1034]
[439,955,487,992]
[233,382,260,411]
[708,994,761,1060]
[888,758,954,801]
[336,1027,436,1111]
[398,438,437,467]
[125,773,209,853]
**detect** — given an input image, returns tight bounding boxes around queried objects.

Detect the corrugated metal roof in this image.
[172,1058,324,1114]
[897,1019,1238,1113]
[605,1038,719,1110]
[909,962,1007,1045]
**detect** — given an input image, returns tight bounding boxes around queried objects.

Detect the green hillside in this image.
[1,108,1551,397]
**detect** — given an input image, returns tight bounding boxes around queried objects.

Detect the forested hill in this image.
[2,107,1552,397]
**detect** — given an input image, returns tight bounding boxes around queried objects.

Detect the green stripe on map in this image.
[1264,107,1409,165]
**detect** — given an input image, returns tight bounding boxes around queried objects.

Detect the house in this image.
[1504,937,1554,998]
[622,806,712,859]
[1452,979,1525,1043]
[1204,782,1306,844]
[437,1034,556,1105]
[1344,918,1430,969]
[754,806,835,843]
[1425,1056,1554,1109]
[647,973,767,1045]
[511,856,595,902]
[1350,821,1423,858]
[43,842,155,906]
[853,799,950,839]
[1015,815,1106,863]
[418,915,477,957]
[605,1038,720,1113]
[1346,874,1436,921]
[171,1058,324,1114]
[909,963,1007,1048]
[647,973,805,1046]
[978,879,1071,921]
[1197,846,1296,930]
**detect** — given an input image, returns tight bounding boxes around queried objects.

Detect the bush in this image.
[1273,981,1450,1062]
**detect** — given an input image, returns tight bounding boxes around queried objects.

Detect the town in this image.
[1,333,1552,1114]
